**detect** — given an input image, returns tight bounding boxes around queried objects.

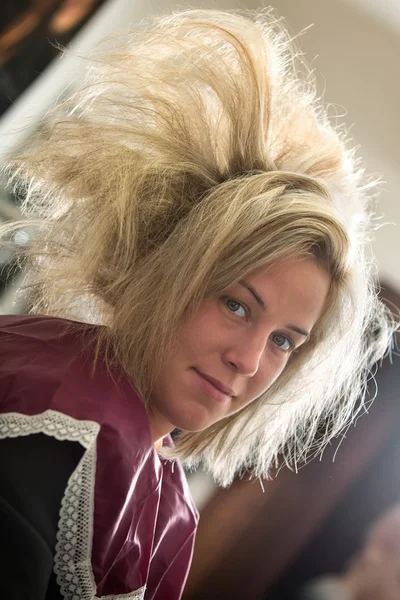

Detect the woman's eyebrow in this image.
[239,280,266,310]
[238,279,310,338]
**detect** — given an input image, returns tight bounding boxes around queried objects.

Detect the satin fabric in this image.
[0,314,199,599]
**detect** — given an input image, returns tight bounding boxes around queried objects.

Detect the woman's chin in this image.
[168,405,219,434]
[172,416,213,434]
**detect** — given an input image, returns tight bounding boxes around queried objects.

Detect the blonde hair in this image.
[2,8,395,486]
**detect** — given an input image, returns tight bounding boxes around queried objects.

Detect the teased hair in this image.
[1,7,396,486]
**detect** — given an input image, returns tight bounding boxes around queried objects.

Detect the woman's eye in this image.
[225,298,247,319]
[271,333,293,352]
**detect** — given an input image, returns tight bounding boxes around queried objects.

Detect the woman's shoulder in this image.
[0,313,99,395]
[0,313,102,384]
[0,313,155,448]
[0,313,99,348]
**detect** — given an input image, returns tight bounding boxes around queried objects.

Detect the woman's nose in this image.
[222,331,267,376]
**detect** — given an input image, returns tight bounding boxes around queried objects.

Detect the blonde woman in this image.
[0,8,394,600]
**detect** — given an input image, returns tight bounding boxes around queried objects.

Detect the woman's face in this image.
[148,257,331,442]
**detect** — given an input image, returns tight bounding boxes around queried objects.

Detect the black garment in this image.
[0,434,84,599]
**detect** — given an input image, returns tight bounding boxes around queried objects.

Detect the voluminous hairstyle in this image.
[2,8,396,486]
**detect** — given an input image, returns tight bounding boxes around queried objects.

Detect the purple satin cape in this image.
[0,314,199,600]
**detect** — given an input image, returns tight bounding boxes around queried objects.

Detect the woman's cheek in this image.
[255,353,286,394]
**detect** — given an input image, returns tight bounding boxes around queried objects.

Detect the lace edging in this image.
[95,589,146,600]
[0,410,146,600]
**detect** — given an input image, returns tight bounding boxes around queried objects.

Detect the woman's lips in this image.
[193,369,233,403]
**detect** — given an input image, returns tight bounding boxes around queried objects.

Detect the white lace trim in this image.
[0,410,146,600]
[95,590,146,600]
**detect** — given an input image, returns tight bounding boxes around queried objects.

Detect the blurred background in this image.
[0,1,399,599]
